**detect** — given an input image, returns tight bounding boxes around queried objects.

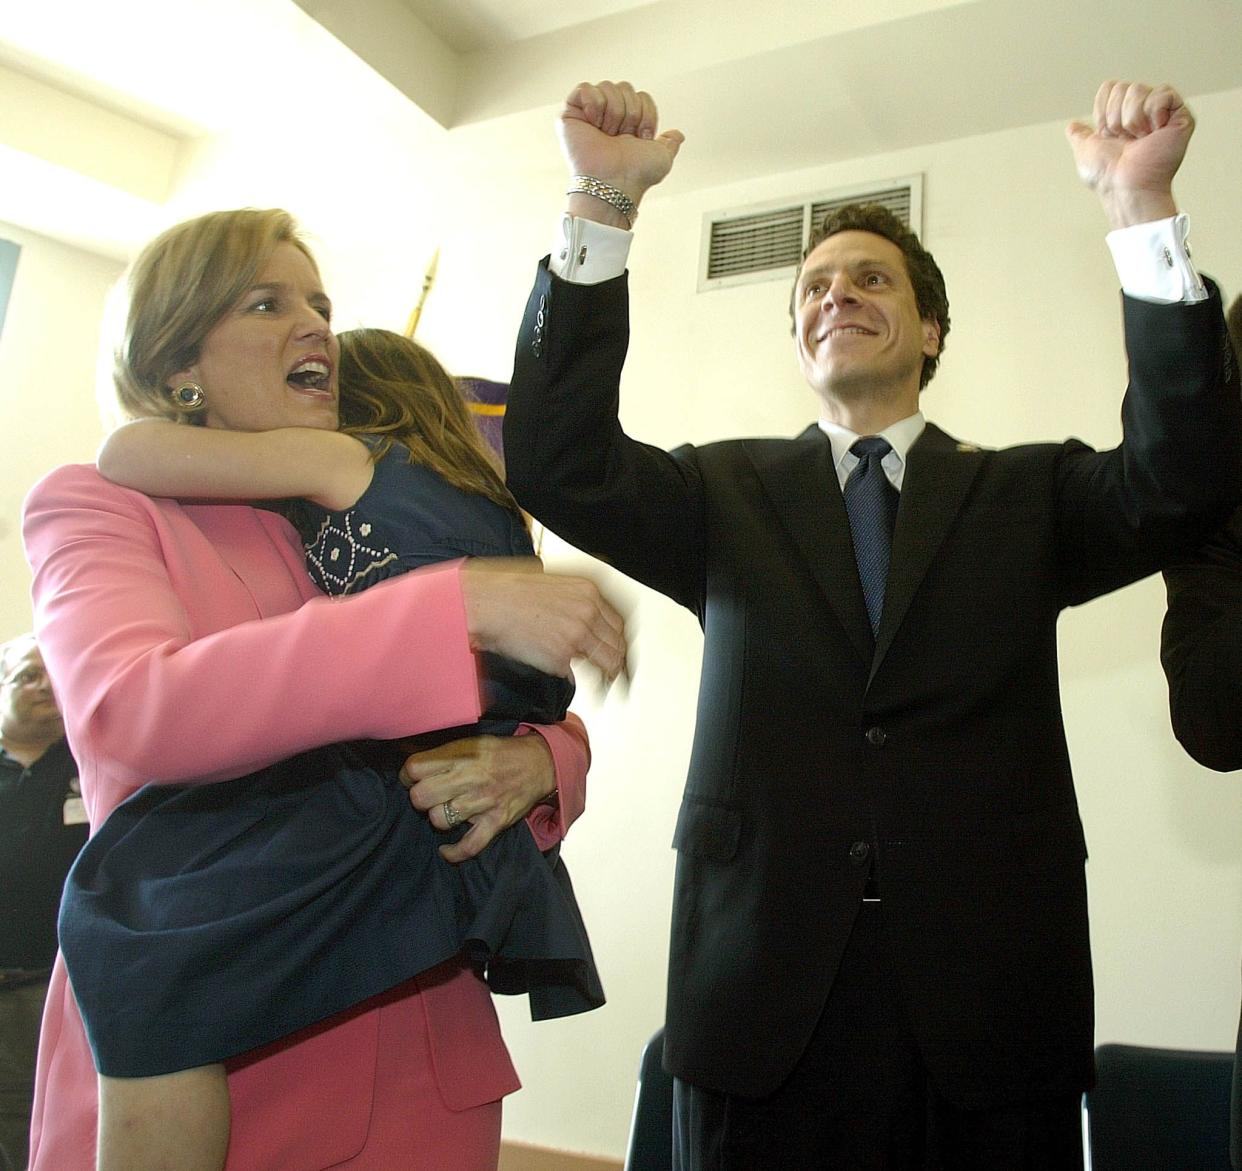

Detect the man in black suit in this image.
[505,80,1242,1168]
[1160,292,1242,1171]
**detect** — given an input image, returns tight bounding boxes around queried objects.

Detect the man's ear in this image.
[922,318,941,359]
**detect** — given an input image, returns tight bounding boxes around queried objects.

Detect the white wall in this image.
[2,60,1239,1161]
[0,220,122,641]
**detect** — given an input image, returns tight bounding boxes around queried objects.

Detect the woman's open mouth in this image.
[287,358,332,393]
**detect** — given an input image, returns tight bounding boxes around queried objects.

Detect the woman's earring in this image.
[170,381,206,411]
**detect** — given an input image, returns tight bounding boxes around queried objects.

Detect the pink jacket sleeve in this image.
[23,465,485,817]
[519,711,590,851]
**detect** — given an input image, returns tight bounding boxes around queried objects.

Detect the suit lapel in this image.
[870,423,984,682]
[747,425,874,668]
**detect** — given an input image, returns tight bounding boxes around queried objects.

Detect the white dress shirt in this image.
[818,413,926,492]
[549,211,1207,305]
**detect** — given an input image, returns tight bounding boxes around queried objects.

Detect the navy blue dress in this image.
[59,442,603,1078]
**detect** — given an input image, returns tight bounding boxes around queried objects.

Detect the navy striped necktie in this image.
[844,436,898,635]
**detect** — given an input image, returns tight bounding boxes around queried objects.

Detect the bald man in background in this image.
[0,634,85,1171]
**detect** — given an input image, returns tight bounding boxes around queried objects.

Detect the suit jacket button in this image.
[865,726,887,747]
[849,840,870,865]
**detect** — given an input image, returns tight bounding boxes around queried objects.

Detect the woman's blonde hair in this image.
[337,328,518,514]
[114,208,316,422]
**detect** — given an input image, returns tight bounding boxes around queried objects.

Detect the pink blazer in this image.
[22,464,589,1171]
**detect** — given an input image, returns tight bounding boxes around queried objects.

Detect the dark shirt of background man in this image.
[0,735,85,967]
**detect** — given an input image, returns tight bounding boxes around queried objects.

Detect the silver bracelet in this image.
[567,175,637,228]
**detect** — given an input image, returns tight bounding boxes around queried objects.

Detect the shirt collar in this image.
[818,411,926,490]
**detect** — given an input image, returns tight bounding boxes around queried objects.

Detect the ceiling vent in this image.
[698,175,923,293]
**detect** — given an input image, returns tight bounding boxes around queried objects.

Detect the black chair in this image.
[624,1027,675,1171]
[1084,1042,1234,1170]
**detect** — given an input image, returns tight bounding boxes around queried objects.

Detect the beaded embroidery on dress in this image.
[304,513,399,595]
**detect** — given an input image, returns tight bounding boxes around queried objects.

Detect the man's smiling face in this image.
[793,229,940,413]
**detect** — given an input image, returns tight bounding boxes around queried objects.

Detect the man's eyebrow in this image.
[847,255,900,272]
[799,256,899,284]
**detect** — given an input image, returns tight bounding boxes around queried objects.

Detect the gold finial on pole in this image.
[404,248,440,338]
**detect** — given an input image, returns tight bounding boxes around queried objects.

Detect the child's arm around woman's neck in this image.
[97,419,375,510]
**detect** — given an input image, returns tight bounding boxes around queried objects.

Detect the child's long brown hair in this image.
[336,328,518,514]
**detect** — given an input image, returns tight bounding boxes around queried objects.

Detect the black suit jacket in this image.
[1161,506,1242,1168]
[505,262,1241,1106]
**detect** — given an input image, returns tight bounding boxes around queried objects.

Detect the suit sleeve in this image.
[1160,507,1242,771]
[505,261,707,614]
[22,464,484,797]
[1055,281,1242,595]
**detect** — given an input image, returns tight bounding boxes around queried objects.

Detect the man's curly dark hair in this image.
[791,202,950,390]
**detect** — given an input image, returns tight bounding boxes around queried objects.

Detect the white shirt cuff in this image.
[1106,213,1207,304]
[549,215,632,284]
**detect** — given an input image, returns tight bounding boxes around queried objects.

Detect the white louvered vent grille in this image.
[699,175,922,293]
[706,206,805,282]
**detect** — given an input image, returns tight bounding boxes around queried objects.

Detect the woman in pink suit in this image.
[20,207,625,1171]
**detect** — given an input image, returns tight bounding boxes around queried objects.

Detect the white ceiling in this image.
[396,0,659,53]
[2,0,1240,256]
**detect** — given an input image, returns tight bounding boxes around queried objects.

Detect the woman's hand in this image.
[400,733,557,863]
[460,557,629,688]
